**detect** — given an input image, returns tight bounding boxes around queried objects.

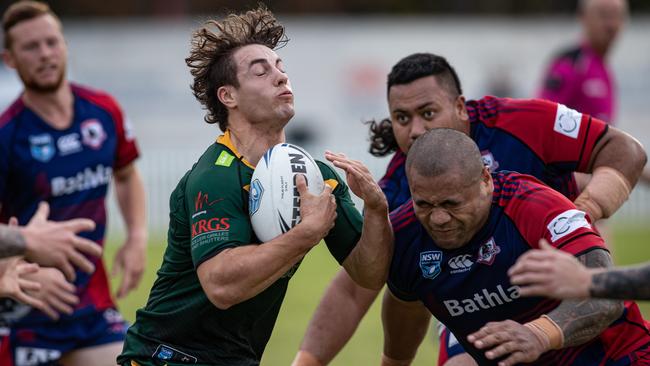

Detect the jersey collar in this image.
[216,130,255,169]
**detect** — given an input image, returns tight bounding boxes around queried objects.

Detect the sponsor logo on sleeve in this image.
[80,119,107,149]
[15,347,62,366]
[29,134,55,162]
[553,104,582,139]
[419,251,443,280]
[547,209,591,242]
[152,344,197,363]
[477,238,501,265]
[192,191,223,219]
[57,133,82,156]
[124,117,136,141]
[215,150,235,167]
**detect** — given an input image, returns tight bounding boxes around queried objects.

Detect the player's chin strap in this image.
[524,315,564,351]
[380,354,413,366]
[291,350,324,366]
[573,167,631,222]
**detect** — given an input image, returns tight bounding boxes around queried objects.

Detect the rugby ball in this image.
[249,143,325,242]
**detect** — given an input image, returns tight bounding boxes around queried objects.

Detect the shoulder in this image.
[315,160,347,192]
[187,144,243,190]
[71,83,124,117]
[0,97,26,131]
[468,96,556,126]
[549,45,584,67]
[492,171,572,215]
[390,200,419,234]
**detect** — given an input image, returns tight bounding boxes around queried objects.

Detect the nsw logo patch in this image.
[420,251,443,280]
[547,209,591,242]
[29,133,55,162]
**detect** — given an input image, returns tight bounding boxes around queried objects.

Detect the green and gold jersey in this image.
[118,131,363,366]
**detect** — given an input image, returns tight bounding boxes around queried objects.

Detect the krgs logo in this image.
[191,218,230,237]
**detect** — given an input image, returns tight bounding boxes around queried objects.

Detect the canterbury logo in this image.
[448,254,473,273]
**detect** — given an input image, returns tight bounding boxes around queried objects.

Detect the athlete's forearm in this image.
[382,290,430,363]
[298,270,380,364]
[547,249,624,347]
[114,164,148,244]
[343,205,392,290]
[590,264,650,300]
[197,223,320,309]
[0,225,26,258]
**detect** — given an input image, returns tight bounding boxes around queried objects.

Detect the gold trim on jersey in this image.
[216,130,256,170]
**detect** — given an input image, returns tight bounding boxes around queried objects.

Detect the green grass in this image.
[104,224,650,366]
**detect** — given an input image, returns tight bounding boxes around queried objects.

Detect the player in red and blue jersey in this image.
[0,2,147,365]
[383,129,650,366]
[294,52,647,366]
[538,0,628,124]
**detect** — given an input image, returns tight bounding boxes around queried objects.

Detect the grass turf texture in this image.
[105,224,650,365]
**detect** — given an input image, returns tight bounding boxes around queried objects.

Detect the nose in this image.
[409,117,427,141]
[430,208,451,226]
[274,67,289,87]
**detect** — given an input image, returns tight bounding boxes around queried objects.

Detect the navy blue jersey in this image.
[378,96,609,209]
[388,172,650,365]
[0,83,139,319]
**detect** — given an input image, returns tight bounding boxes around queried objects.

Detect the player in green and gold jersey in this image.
[117,6,392,366]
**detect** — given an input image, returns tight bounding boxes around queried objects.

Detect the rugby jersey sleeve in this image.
[479,96,608,173]
[497,172,606,256]
[386,200,420,302]
[317,161,363,265]
[108,96,140,169]
[186,164,253,268]
[378,150,409,211]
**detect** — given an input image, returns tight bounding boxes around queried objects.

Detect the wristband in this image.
[574,167,631,221]
[524,315,564,350]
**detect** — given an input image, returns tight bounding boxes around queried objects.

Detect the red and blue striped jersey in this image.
[388,172,650,365]
[377,96,608,210]
[0,83,139,319]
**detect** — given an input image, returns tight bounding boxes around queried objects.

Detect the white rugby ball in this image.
[249,143,325,242]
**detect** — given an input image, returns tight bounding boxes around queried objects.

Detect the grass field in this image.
[104,223,650,365]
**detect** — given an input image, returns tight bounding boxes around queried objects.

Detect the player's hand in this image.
[23,266,79,320]
[21,202,102,281]
[467,320,546,366]
[325,151,388,212]
[509,239,592,299]
[0,258,46,312]
[112,235,147,299]
[295,174,337,246]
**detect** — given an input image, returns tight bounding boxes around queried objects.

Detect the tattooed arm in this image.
[511,240,650,301]
[590,264,650,300]
[546,248,624,347]
[0,224,26,258]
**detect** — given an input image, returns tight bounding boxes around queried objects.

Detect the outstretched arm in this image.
[326,151,392,290]
[293,269,380,366]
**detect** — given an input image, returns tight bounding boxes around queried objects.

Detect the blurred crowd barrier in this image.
[1,16,649,232]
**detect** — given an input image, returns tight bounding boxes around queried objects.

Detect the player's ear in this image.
[480,166,493,192]
[1,50,17,70]
[455,95,468,121]
[217,85,237,109]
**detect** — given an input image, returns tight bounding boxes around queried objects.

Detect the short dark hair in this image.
[368,53,463,156]
[2,1,60,49]
[185,5,288,131]
[405,128,483,182]
[387,53,463,98]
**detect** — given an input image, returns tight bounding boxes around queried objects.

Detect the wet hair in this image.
[405,128,483,183]
[185,5,288,131]
[2,1,60,49]
[368,53,463,157]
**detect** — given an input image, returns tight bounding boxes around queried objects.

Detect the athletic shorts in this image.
[437,323,466,366]
[10,307,127,366]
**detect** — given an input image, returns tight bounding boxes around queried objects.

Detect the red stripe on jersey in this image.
[80,257,116,311]
[381,150,406,181]
[71,83,139,170]
[0,97,25,129]
[390,200,417,231]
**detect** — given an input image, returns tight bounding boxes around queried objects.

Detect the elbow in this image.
[206,286,241,310]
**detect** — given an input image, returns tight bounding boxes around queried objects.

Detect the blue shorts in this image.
[10,308,128,366]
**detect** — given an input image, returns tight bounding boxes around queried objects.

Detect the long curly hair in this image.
[185,6,288,131]
[366,117,398,157]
